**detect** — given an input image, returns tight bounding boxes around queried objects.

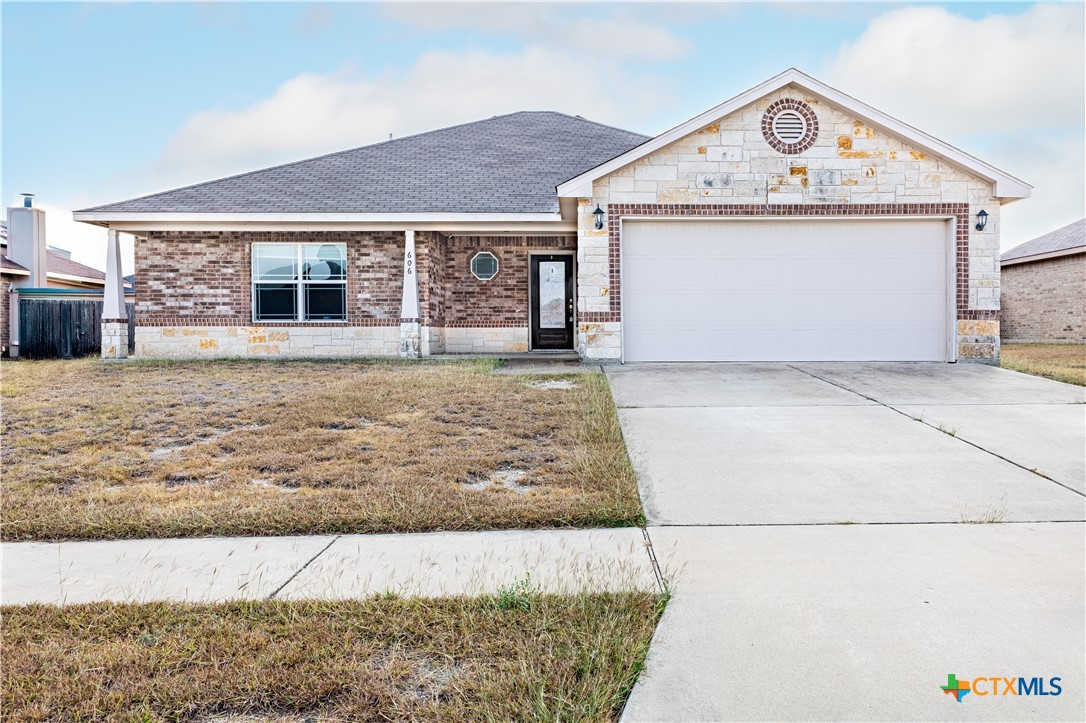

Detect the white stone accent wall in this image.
[578,322,621,361]
[443,327,529,354]
[577,199,611,315]
[135,326,401,359]
[101,321,129,359]
[576,84,1004,361]
[421,325,444,356]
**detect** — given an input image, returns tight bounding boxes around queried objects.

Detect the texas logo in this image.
[941,674,1063,702]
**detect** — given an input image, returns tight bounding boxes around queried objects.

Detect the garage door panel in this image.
[621,220,949,362]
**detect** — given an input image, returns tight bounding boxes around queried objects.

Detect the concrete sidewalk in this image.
[1,527,659,605]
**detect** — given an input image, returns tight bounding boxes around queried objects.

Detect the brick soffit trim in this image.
[601,203,996,323]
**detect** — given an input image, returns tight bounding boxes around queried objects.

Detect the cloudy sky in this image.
[2,1,1083,271]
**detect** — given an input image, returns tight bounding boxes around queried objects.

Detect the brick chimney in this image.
[7,194,48,287]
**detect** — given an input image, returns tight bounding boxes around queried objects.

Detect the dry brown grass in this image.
[2,591,665,722]
[1000,343,1086,386]
[1,359,642,540]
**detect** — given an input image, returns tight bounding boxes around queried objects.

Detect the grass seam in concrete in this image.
[788,365,1086,500]
[265,535,340,599]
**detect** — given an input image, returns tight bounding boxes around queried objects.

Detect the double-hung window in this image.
[252,243,347,322]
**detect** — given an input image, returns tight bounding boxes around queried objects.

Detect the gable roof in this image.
[0,243,107,283]
[1001,219,1086,265]
[76,112,648,219]
[1,255,29,275]
[557,68,1032,202]
[47,251,106,282]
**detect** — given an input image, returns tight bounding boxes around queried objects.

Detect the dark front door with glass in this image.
[530,255,574,350]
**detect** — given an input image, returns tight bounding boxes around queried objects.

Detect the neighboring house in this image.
[1,213,132,356]
[1000,219,1085,343]
[75,69,1030,363]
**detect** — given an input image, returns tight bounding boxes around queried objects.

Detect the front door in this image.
[530,254,574,350]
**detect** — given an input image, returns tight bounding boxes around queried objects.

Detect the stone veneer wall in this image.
[577,85,1003,362]
[1001,253,1086,342]
[133,231,574,357]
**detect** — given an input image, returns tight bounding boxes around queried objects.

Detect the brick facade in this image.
[131,231,574,357]
[1001,253,1086,342]
[578,85,1003,362]
[136,231,404,327]
[438,235,575,327]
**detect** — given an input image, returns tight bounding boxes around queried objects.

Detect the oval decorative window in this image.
[761,99,819,154]
[470,251,499,281]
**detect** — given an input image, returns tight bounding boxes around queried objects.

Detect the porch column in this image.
[399,229,421,358]
[101,228,129,359]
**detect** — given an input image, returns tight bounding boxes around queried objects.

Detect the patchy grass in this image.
[1001,343,1086,386]
[2,592,666,722]
[1,359,642,540]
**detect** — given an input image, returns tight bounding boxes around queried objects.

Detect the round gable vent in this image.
[761,99,819,154]
[772,110,806,142]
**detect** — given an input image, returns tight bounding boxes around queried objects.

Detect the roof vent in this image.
[772,111,806,143]
[761,99,819,154]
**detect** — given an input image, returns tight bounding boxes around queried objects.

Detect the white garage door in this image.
[622,219,950,362]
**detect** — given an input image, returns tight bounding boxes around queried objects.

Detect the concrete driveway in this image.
[608,363,1085,722]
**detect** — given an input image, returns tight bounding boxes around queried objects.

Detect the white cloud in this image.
[824,4,1084,136]
[824,4,1085,248]
[986,131,1085,250]
[148,46,669,187]
[380,3,691,60]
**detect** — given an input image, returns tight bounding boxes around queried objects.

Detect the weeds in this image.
[1,593,666,722]
[0,359,642,540]
[496,573,538,611]
[1000,343,1086,387]
[960,495,1010,524]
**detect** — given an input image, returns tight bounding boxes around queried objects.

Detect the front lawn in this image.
[1000,343,1086,386]
[0,359,642,540]
[2,591,665,722]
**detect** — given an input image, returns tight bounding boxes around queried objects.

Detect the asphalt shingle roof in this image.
[1001,219,1085,262]
[1,255,28,273]
[80,112,650,215]
[0,249,106,280]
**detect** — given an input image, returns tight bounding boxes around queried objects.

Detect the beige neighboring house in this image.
[1,210,131,357]
[1000,219,1085,343]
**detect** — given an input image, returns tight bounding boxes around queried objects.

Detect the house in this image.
[2,209,132,357]
[999,219,1085,343]
[74,69,1030,363]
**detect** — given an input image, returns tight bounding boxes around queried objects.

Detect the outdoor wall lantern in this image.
[593,204,606,230]
[975,209,989,232]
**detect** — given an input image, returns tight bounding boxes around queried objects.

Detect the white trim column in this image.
[101,229,129,359]
[399,229,421,358]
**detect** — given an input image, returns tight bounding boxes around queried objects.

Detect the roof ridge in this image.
[533,110,650,140]
[76,110,549,213]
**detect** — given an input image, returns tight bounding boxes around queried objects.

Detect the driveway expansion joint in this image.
[640,527,668,593]
[788,364,1086,499]
[266,535,341,599]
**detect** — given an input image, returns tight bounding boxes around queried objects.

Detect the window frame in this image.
[251,242,348,323]
[470,250,500,281]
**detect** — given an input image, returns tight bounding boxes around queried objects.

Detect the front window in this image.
[252,243,346,322]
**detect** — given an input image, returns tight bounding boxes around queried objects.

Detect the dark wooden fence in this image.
[18,300,134,359]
